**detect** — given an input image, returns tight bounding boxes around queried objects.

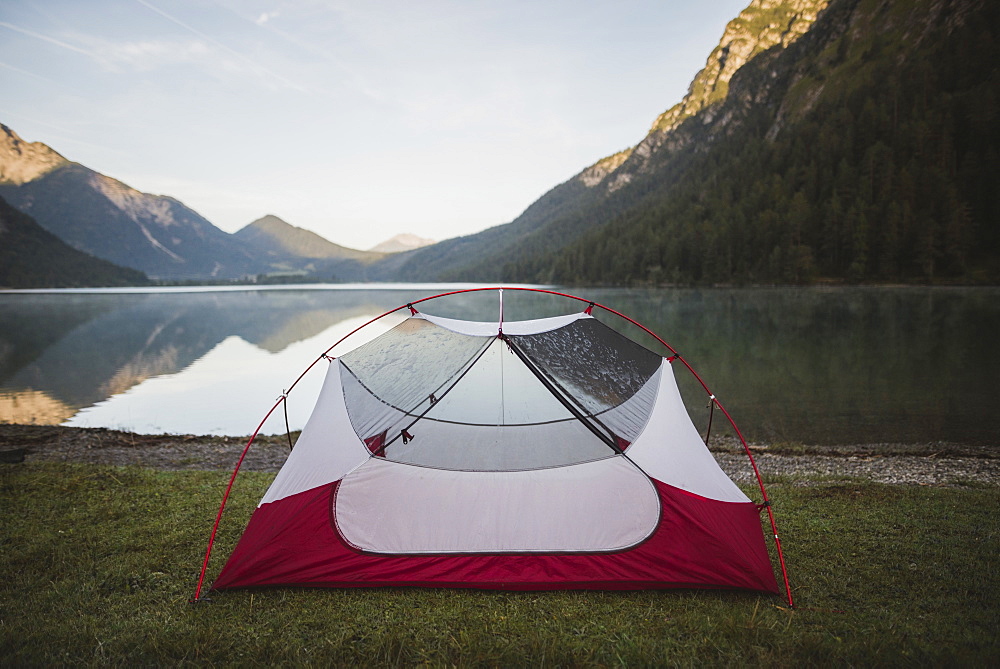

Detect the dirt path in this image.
[1,424,997,487]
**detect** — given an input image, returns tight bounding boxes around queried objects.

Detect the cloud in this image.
[92,38,213,72]
[0,20,95,57]
[134,0,307,92]
[255,11,279,26]
[0,59,63,85]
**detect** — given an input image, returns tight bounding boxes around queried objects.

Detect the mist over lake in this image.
[0,284,996,446]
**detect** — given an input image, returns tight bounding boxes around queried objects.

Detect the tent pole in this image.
[709,395,795,609]
[369,336,495,457]
[189,303,416,602]
[500,333,620,453]
[282,391,293,451]
[704,395,716,445]
[190,395,285,603]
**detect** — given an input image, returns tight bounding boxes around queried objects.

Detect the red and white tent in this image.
[193,288,791,604]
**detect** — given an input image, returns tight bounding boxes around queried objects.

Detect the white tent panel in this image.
[335,455,660,553]
[386,419,612,470]
[417,312,592,337]
[259,361,371,506]
[625,360,751,503]
[594,365,662,444]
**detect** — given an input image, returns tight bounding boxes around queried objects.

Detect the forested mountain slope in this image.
[531,0,999,285]
[383,0,830,282]
[385,0,998,285]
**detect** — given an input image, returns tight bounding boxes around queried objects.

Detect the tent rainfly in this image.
[191,288,792,606]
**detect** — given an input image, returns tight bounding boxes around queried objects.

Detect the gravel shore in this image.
[1,424,996,487]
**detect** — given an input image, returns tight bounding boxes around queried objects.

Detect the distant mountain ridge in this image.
[233,215,386,282]
[0,124,261,280]
[236,215,379,262]
[0,126,384,282]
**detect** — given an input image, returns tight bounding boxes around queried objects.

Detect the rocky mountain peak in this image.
[649,0,828,136]
[578,149,634,188]
[577,0,828,191]
[0,124,69,185]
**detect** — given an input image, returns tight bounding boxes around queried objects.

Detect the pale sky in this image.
[0,0,748,250]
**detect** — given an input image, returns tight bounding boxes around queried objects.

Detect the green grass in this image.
[1,463,997,666]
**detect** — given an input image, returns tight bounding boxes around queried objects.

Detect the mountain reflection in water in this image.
[0,286,530,435]
[0,285,996,445]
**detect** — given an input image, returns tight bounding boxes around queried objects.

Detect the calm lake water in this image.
[0,284,996,445]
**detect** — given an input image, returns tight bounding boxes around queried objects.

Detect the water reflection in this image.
[0,285,996,444]
[585,286,999,445]
[0,286,549,434]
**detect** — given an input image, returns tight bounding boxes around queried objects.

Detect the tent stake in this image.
[282,392,293,451]
[704,395,716,445]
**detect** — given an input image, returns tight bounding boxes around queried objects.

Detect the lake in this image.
[0,284,996,445]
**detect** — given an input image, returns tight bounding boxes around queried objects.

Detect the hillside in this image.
[235,215,377,262]
[380,0,831,282]
[0,125,381,283]
[233,215,386,282]
[530,0,1000,285]
[380,0,998,285]
[369,234,435,254]
[0,159,261,281]
[0,195,149,288]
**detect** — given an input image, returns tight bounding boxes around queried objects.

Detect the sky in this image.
[0,0,748,251]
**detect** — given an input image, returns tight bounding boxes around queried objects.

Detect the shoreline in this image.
[1,423,997,487]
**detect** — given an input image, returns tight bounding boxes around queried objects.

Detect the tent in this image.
[192,288,792,605]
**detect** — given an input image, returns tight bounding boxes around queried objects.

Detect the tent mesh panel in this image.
[339,314,663,471]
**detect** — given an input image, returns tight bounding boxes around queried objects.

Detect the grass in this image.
[0,463,997,666]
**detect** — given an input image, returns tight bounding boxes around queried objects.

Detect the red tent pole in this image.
[586,297,794,607]
[190,397,282,603]
[708,397,795,608]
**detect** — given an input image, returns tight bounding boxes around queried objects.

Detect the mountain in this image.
[378,0,832,282]
[368,233,436,254]
[235,215,378,262]
[5,0,993,287]
[234,215,385,281]
[0,124,262,281]
[533,0,1000,285]
[0,195,149,288]
[0,125,68,185]
[0,124,390,284]
[379,0,998,285]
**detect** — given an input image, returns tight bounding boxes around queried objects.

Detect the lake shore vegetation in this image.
[0,425,997,665]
